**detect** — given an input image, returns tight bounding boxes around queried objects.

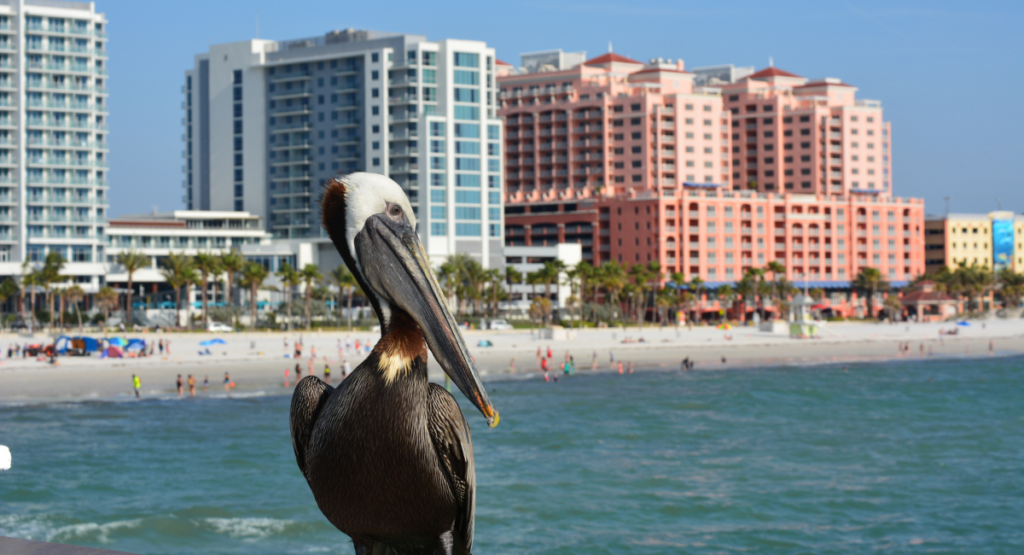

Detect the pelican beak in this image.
[356,213,499,428]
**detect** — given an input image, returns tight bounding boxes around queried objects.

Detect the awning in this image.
[682,181,723,188]
[850,188,883,194]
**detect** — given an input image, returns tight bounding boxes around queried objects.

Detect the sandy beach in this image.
[0,318,1021,404]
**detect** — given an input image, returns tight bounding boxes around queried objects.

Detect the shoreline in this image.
[0,319,1021,405]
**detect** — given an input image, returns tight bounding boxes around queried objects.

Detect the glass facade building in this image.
[184,30,504,269]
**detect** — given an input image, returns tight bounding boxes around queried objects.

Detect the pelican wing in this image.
[427,383,475,553]
[290,375,335,480]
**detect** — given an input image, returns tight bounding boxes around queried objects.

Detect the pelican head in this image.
[321,173,498,427]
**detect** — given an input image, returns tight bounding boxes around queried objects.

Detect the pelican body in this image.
[290,173,498,555]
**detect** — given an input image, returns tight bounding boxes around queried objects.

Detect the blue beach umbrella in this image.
[200,338,227,346]
[956,321,970,327]
[108,337,127,347]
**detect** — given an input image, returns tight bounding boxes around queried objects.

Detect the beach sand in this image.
[0,318,1021,404]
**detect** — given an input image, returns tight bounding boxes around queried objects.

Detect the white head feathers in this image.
[339,172,416,270]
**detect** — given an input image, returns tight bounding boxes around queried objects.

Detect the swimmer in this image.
[132,374,141,399]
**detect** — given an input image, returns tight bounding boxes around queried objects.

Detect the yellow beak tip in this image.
[489,411,500,428]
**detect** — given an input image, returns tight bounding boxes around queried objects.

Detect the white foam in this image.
[0,445,9,470]
[49,519,141,544]
[202,517,291,539]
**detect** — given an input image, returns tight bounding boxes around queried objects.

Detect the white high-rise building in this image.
[0,0,109,290]
[184,29,504,269]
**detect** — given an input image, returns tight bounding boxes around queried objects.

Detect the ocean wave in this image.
[0,514,140,544]
[201,517,294,539]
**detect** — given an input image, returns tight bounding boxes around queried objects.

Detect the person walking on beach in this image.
[540,356,548,374]
[609,349,616,371]
[224,372,232,393]
[570,356,575,375]
[295,363,302,380]
[342,359,350,379]
[165,340,171,356]
[176,374,183,397]
[307,355,314,378]
[158,339,164,356]
[591,350,598,371]
[132,374,141,399]
[203,375,208,391]
[547,346,553,359]
[188,374,196,396]
[284,366,290,388]
[324,361,332,384]
[617,361,623,374]
[628,362,634,374]
[509,357,516,374]
[920,343,925,357]
[536,347,542,363]
[311,344,317,359]
[989,340,994,356]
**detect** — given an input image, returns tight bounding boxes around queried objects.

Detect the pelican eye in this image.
[388,203,403,217]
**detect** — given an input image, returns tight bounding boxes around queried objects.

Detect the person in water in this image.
[176,374,183,397]
[324,361,332,384]
[295,363,302,380]
[188,374,196,396]
[223,372,232,393]
[132,374,141,399]
[203,375,209,391]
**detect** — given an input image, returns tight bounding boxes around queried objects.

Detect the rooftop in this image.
[746,66,803,79]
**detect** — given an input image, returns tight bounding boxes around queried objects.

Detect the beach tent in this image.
[56,336,101,355]
[717,323,732,330]
[200,339,226,346]
[108,337,127,347]
[126,339,146,352]
[99,346,125,358]
[956,321,971,327]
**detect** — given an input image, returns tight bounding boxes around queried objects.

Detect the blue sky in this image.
[104,0,1023,217]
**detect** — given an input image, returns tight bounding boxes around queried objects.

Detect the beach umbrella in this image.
[718,323,732,330]
[100,346,125,358]
[200,338,226,346]
[956,321,971,327]
[108,337,127,347]
[126,339,146,351]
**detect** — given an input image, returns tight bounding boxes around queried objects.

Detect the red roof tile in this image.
[794,81,855,89]
[495,59,512,66]
[583,52,643,66]
[747,67,803,79]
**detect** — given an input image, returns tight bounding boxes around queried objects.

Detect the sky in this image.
[103,0,1023,217]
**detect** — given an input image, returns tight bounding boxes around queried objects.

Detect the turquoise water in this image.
[1,357,1023,554]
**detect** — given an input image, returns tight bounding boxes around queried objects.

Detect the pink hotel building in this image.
[497,53,925,304]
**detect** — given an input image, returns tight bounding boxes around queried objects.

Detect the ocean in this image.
[1,357,1022,554]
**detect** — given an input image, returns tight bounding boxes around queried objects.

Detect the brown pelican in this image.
[290,173,499,555]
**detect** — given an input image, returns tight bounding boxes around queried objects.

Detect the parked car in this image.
[487,318,513,331]
[207,322,233,332]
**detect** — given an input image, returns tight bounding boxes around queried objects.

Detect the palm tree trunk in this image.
[305,285,312,330]
[126,276,134,331]
[200,275,208,326]
[250,283,258,329]
[346,288,353,331]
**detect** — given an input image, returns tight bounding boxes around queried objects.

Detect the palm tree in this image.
[64,284,85,333]
[117,250,149,331]
[18,261,32,329]
[192,252,218,325]
[540,260,566,309]
[36,251,69,331]
[159,252,193,328]
[96,286,118,327]
[330,264,360,330]
[276,262,301,331]
[0,277,18,331]
[852,267,888,319]
[599,261,627,327]
[627,263,650,327]
[239,261,269,329]
[485,268,502,317]
[734,271,757,324]
[764,261,785,319]
[688,276,706,325]
[716,284,736,322]
[300,264,323,330]
[219,250,245,309]
[997,268,1024,309]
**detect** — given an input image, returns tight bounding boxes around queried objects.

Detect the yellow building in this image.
[924,212,1024,274]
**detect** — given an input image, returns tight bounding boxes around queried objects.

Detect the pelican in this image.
[290,173,499,555]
